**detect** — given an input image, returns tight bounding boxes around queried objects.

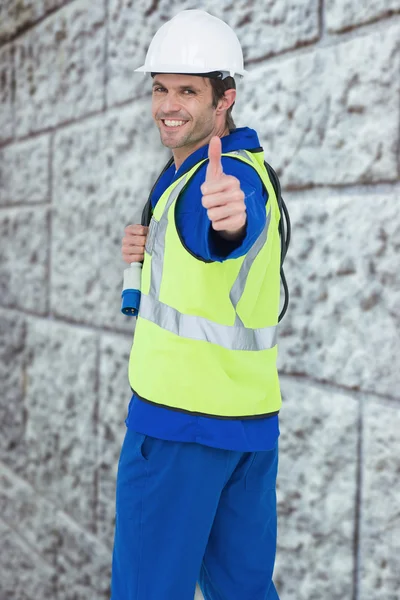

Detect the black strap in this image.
[141,151,291,322]
[141,157,174,227]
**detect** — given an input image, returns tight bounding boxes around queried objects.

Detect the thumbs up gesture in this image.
[201,136,247,238]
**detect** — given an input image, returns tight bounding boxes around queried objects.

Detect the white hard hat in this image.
[135,9,246,79]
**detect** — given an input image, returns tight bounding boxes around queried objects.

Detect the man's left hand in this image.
[201,136,247,240]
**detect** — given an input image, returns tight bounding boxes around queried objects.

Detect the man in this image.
[112,9,283,600]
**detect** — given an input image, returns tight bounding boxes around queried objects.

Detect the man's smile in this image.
[161,119,189,130]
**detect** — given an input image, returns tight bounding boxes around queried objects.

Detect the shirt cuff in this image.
[206,220,248,262]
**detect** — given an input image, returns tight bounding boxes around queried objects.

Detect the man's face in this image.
[151,74,217,150]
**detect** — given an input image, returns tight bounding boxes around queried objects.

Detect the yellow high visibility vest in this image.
[129,149,282,418]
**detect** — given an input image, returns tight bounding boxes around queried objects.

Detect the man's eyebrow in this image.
[152,80,201,91]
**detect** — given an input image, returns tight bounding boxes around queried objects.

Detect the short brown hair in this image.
[209,77,236,131]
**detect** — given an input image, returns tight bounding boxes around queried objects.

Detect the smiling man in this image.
[112,9,283,600]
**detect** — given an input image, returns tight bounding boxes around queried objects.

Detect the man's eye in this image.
[153,87,166,93]
[184,89,195,95]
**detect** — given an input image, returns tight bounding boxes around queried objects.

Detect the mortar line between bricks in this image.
[0,182,398,210]
[282,181,400,198]
[0,514,56,572]
[283,178,400,193]
[279,373,400,403]
[318,0,325,40]
[352,397,364,600]
[47,133,54,317]
[0,97,147,150]
[397,86,400,179]
[0,460,112,556]
[11,39,16,140]
[327,9,400,36]
[246,12,400,69]
[145,0,161,18]
[0,201,51,210]
[0,305,134,338]
[104,0,110,110]
[1,131,398,199]
[92,335,101,537]
[0,0,79,49]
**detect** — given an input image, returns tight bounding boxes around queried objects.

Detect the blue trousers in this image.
[111,428,280,600]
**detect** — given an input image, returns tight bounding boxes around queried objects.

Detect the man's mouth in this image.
[161,119,188,128]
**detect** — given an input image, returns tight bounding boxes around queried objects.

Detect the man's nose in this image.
[161,93,181,114]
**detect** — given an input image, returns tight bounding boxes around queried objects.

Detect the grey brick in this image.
[0,136,50,205]
[274,378,358,599]
[0,520,56,600]
[0,311,27,467]
[19,318,98,531]
[0,462,59,563]
[0,463,111,600]
[97,333,132,547]
[225,0,319,61]
[359,400,400,600]
[51,103,167,329]
[277,193,400,398]
[14,0,106,136]
[0,0,68,44]
[107,0,319,106]
[0,208,49,314]
[326,0,400,32]
[238,25,400,186]
[0,43,14,143]
[53,511,111,600]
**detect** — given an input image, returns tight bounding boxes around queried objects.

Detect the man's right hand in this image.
[122,225,149,263]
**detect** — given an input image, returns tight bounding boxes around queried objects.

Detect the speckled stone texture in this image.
[196,377,359,600]
[51,103,167,330]
[326,0,400,32]
[0,207,49,313]
[0,462,111,600]
[14,0,106,136]
[0,1,399,598]
[359,400,400,600]
[0,136,49,204]
[97,333,132,547]
[0,43,14,143]
[0,311,27,467]
[277,193,400,399]
[238,25,400,187]
[0,519,56,600]
[18,318,98,529]
[274,378,358,599]
[0,0,70,43]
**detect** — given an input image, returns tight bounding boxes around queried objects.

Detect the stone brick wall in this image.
[0,1,399,599]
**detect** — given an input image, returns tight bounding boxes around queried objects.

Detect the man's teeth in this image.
[164,120,186,127]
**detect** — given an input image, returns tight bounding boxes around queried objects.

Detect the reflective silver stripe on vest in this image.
[149,173,190,299]
[140,293,277,351]
[227,149,273,326]
[230,208,272,326]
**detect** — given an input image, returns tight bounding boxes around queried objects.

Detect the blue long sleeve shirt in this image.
[125,127,280,451]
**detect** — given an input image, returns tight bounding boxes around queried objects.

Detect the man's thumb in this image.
[206,136,223,182]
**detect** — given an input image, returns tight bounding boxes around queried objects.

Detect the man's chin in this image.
[159,132,188,149]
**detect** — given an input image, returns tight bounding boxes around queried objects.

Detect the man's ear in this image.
[216,89,236,114]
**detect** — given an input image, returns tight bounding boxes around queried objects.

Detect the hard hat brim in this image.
[135,64,246,78]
